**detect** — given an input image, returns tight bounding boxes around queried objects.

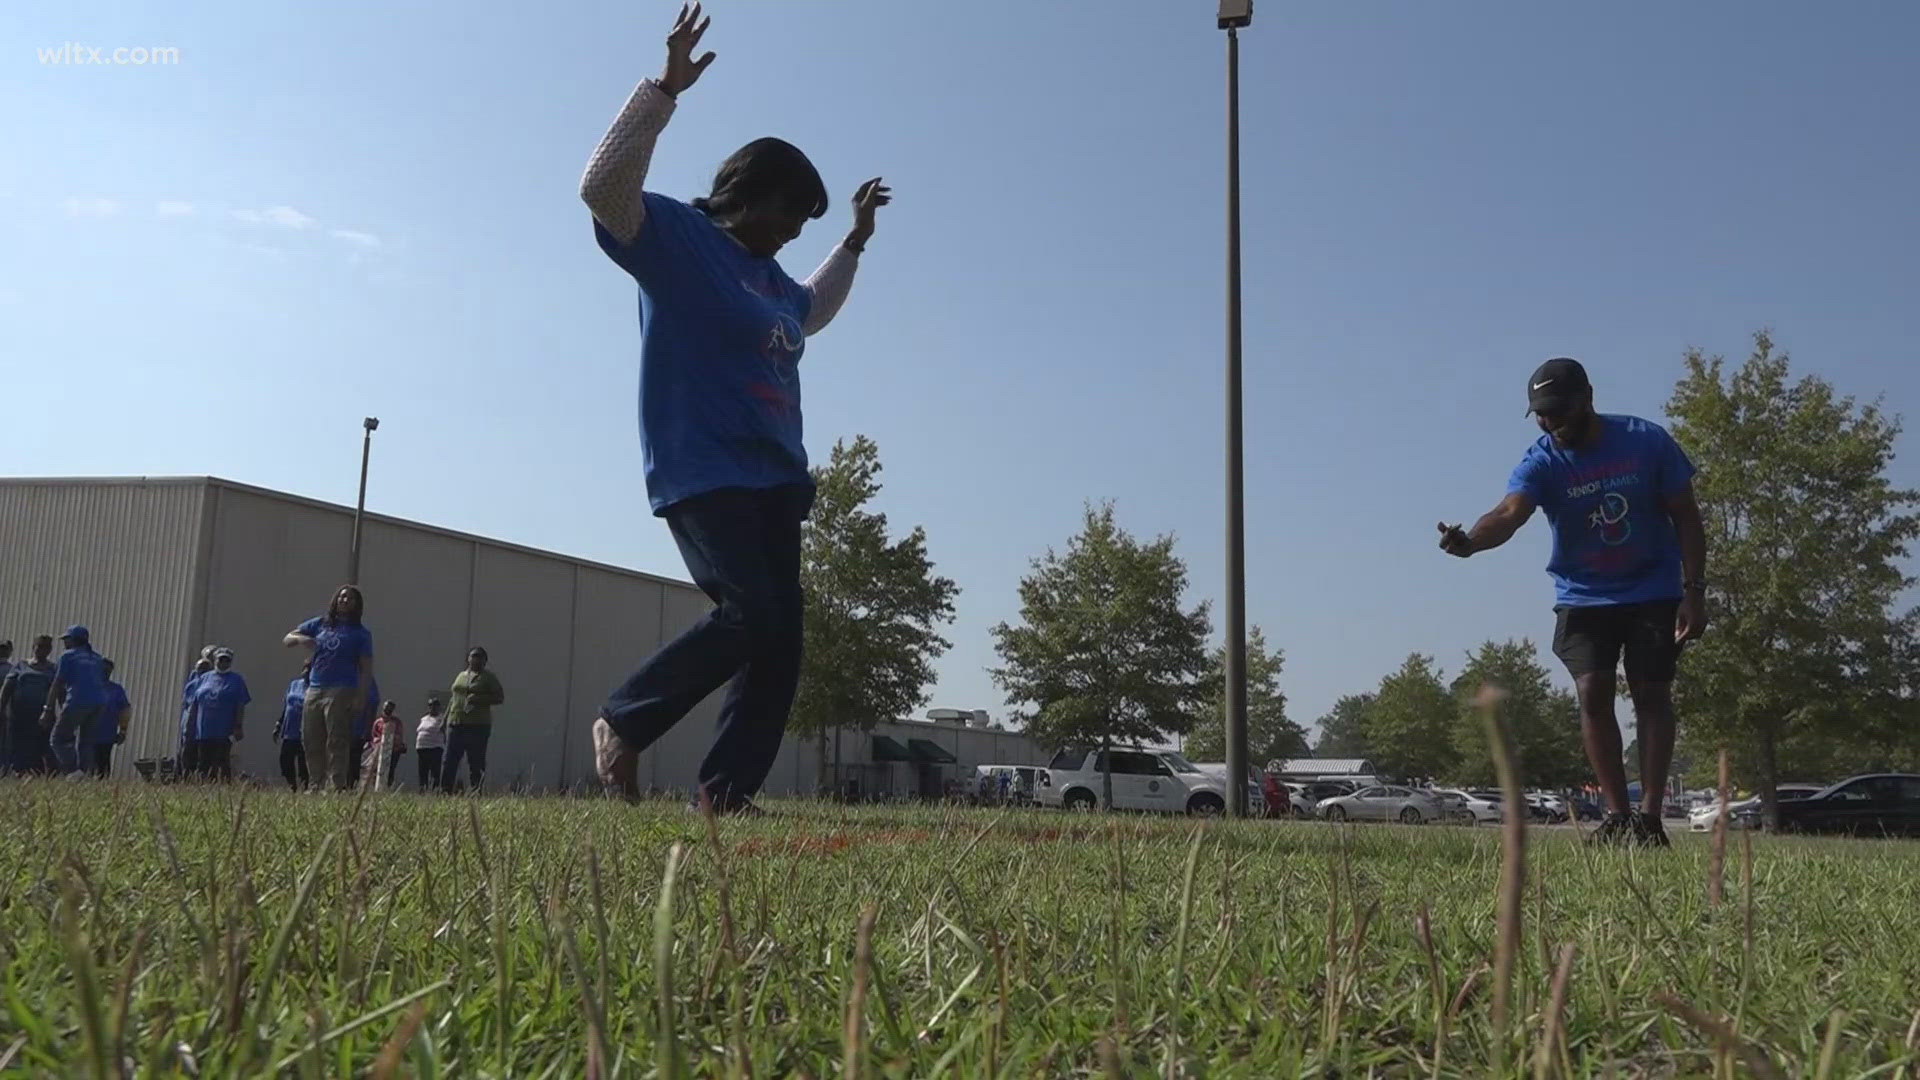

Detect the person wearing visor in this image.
[1437,357,1709,848]
[184,647,252,780]
[579,4,891,813]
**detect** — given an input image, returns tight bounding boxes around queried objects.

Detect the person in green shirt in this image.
[441,647,504,793]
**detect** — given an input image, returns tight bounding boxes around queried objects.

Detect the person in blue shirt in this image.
[1,635,58,775]
[43,625,109,777]
[184,647,252,780]
[273,661,312,790]
[580,5,889,814]
[1439,358,1709,847]
[177,647,215,778]
[283,585,374,791]
[90,659,132,778]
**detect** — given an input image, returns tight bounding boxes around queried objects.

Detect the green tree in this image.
[991,503,1213,807]
[1312,694,1375,759]
[1664,331,1920,825]
[1362,654,1458,781]
[1185,626,1307,768]
[1448,639,1585,789]
[792,437,960,787]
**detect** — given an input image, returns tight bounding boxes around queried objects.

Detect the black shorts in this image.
[1552,600,1681,682]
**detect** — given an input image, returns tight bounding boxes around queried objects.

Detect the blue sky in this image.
[6,0,1918,737]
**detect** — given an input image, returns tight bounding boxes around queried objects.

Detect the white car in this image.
[1688,784,1825,832]
[1431,788,1503,825]
[1283,782,1319,818]
[1038,747,1252,815]
[1317,784,1445,824]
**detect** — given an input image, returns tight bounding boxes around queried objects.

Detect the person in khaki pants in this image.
[283,585,374,790]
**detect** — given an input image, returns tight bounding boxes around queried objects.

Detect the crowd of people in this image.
[1,583,509,793]
[0,628,129,778]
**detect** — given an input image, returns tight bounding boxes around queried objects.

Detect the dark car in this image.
[1734,773,1920,837]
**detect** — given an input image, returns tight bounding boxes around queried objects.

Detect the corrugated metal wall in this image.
[3,477,818,794]
[196,482,813,794]
[0,479,204,774]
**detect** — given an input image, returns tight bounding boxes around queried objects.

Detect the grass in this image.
[2,780,1919,1078]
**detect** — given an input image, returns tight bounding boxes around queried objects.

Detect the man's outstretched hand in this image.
[1438,521,1474,558]
[659,3,716,97]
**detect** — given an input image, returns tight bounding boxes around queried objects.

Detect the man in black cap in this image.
[43,625,110,778]
[1437,358,1709,847]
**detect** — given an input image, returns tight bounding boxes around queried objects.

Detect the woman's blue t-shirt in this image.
[594,194,816,515]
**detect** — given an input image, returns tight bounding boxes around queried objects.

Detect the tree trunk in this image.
[831,725,843,800]
[815,727,830,797]
[1101,733,1114,811]
[1758,727,1780,831]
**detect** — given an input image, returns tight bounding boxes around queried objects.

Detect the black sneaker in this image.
[1587,811,1638,847]
[1634,812,1672,848]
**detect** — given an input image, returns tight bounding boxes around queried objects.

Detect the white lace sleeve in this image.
[580,79,677,244]
[801,244,861,336]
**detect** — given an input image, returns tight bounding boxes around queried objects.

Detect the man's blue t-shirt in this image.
[55,646,108,708]
[187,670,251,740]
[94,680,130,744]
[297,617,372,689]
[281,676,308,742]
[594,194,816,514]
[1507,414,1696,607]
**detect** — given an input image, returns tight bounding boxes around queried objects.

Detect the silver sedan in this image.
[1317,785,1444,824]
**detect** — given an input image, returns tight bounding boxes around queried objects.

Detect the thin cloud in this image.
[231,205,317,229]
[330,228,381,248]
[62,197,122,218]
[157,200,195,217]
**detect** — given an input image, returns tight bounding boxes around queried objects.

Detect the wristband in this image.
[1683,580,1706,593]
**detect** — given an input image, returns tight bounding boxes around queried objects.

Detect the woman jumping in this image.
[580,3,889,813]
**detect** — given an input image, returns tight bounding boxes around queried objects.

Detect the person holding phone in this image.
[1437,358,1708,847]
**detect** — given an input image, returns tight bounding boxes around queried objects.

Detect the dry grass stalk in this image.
[842,900,881,1080]
[368,1001,427,1080]
[1655,992,1785,1080]
[1476,683,1527,1074]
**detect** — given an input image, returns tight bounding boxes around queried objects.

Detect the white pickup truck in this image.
[1037,746,1253,815]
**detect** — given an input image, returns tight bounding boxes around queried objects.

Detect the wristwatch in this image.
[1683,580,1706,593]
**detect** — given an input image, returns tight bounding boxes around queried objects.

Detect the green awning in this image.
[907,738,957,764]
[872,735,913,763]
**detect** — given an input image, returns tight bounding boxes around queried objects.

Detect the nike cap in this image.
[1526,357,1591,416]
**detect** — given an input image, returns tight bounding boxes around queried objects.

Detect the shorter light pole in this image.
[348,417,379,585]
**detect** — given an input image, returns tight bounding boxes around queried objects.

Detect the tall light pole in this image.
[347,417,379,585]
[1219,0,1252,817]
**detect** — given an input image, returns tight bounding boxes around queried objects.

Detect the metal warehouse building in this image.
[0,477,1043,794]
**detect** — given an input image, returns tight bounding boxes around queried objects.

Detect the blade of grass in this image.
[267,979,451,1074]
[1164,824,1205,1080]
[1534,944,1576,1080]
[655,842,688,1080]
